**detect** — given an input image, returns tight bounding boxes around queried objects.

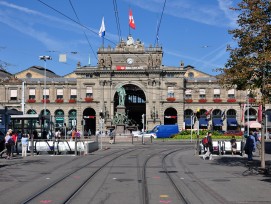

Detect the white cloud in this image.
[126,0,236,27]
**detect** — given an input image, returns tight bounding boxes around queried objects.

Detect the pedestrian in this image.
[244,131,256,161]
[11,131,18,156]
[88,129,91,137]
[230,136,237,155]
[21,134,29,158]
[72,128,76,140]
[202,132,213,160]
[5,132,13,159]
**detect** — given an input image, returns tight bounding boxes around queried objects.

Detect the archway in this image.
[184,109,194,129]
[68,109,77,130]
[83,108,96,135]
[164,108,177,125]
[226,109,238,130]
[212,109,223,131]
[199,109,208,130]
[113,84,146,130]
[54,109,64,131]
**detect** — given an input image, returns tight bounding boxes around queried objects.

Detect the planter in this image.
[41,99,50,103]
[213,98,222,103]
[199,99,207,103]
[55,99,64,103]
[227,98,236,103]
[69,99,76,103]
[185,99,193,103]
[27,99,36,103]
[85,97,93,102]
[248,98,256,103]
[166,97,176,102]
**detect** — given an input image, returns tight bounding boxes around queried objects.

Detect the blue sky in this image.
[0,0,238,76]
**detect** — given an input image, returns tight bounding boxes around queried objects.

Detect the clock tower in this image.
[97,35,163,70]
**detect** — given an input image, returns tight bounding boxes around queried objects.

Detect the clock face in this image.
[126,58,134,65]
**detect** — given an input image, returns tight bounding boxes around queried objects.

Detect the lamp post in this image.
[39,56,52,133]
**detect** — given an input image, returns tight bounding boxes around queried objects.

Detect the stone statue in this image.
[117,87,126,106]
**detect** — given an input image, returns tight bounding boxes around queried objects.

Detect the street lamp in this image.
[39,55,52,132]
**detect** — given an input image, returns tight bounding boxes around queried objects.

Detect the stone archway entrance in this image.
[113,84,146,131]
[164,108,177,125]
[83,108,96,135]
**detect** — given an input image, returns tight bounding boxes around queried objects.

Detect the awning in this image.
[245,121,261,128]
[199,118,208,127]
[227,118,238,127]
[213,118,223,126]
[185,118,192,126]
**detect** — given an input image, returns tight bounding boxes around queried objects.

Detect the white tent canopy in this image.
[245,121,261,128]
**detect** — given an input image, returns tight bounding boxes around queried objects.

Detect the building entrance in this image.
[113,84,146,131]
[83,108,96,135]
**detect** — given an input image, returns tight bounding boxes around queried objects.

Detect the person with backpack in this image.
[202,135,208,152]
[203,132,213,160]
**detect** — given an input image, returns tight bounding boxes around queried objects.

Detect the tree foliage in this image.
[218,0,271,100]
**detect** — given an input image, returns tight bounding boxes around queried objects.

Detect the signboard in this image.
[83,116,95,119]
[116,66,144,70]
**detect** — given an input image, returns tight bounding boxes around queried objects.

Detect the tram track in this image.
[142,146,193,204]
[21,147,141,204]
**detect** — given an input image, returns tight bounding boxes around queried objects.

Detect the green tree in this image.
[218,0,271,168]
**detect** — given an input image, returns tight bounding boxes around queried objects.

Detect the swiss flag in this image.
[129,9,136,29]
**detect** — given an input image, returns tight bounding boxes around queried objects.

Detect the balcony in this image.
[69,99,76,103]
[27,99,36,103]
[185,99,193,103]
[55,98,64,103]
[213,98,222,103]
[85,97,94,102]
[166,97,176,102]
[227,98,236,103]
[41,99,50,103]
[198,99,207,103]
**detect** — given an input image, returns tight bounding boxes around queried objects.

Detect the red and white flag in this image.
[129,9,136,29]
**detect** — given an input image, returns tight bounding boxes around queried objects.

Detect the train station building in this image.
[0,35,270,135]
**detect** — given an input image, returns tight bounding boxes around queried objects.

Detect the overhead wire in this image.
[113,0,122,42]
[36,0,117,46]
[154,0,167,46]
[68,0,97,61]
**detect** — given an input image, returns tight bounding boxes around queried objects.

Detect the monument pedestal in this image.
[115,105,126,135]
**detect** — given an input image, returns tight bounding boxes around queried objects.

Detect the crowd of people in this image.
[0,128,92,159]
[201,130,262,161]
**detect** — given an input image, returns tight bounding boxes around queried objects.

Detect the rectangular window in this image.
[10,89,18,101]
[199,89,205,99]
[43,89,49,99]
[185,89,192,99]
[213,88,220,98]
[70,89,77,99]
[167,87,174,98]
[228,89,235,98]
[56,89,63,99]
[29,88,36,99]
[86,86,93,98]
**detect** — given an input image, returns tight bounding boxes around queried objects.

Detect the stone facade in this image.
[0,36,270,135]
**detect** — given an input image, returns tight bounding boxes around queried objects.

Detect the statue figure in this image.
[117,87,126,106]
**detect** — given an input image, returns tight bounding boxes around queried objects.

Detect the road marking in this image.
[40,200,52,203]
[159,200,171,203]
[160,195,168,198]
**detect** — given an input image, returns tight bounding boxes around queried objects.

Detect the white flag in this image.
[99,17,105,37]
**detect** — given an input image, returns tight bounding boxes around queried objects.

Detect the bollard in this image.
[75,136,77,156]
